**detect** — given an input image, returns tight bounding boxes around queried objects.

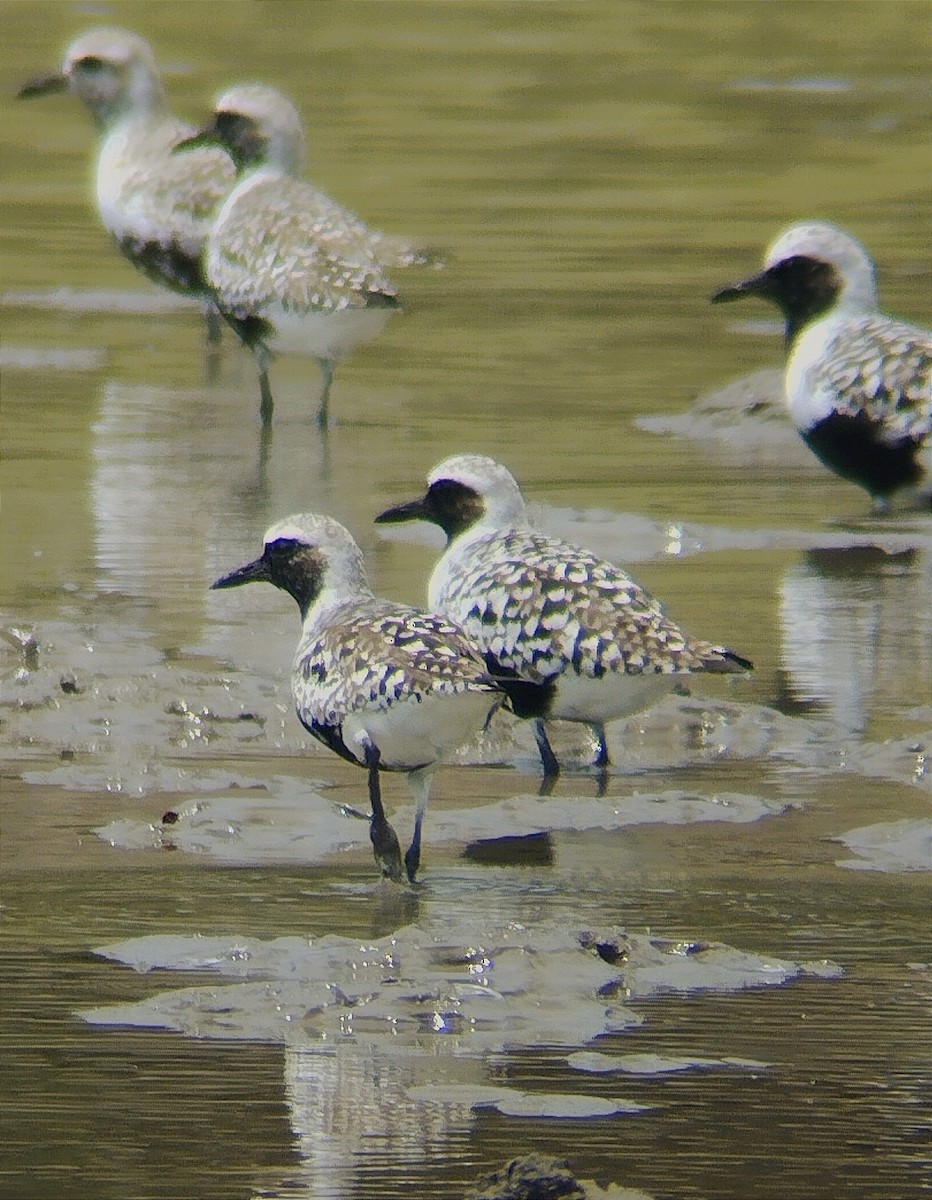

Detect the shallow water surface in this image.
[1,3,930,1199]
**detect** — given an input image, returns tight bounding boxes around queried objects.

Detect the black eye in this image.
[75,55,107,72]
[266,537,303,561]
[209,111,267,169]
[215,111,252,139]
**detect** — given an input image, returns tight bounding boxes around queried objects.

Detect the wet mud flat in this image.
[2,1,931,1189]
[3,496,930,1200]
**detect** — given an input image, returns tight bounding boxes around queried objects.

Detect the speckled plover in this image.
[178,84,429,427]
[377,455,753,777]
[212,513,502,883]
[712,220,931,510]
[18,27,236,348]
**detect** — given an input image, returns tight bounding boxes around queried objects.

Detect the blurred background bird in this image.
[19,27,237,367]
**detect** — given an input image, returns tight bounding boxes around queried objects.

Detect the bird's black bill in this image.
[18,72,68,99]
[710,269,771,304]
[172,126,219,155]
[173,112,264,171]
[210,555,271,590]
[374,497,431,525]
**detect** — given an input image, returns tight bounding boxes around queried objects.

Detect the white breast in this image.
[427,526,495,611]
[784,313,846,430]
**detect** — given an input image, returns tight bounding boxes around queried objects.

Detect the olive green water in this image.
[1,3,930,1199]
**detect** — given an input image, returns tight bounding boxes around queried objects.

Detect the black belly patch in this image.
[483,652,556,719]
[803,411,925,499]
[117,235,206,294]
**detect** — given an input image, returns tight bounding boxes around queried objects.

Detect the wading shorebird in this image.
[18,27,236,353]
[712,220,931,510]
[178,84,437,427]
[377,455,753,778]
[211,514,503,883]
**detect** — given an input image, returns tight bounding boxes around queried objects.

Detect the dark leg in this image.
[316,358,335,429]
[259,370,274,425]
[363,743,403,882]
[533,718,560,778]
[403,767,434,884]
[254,345,274,425]
[205,304,223,346]
[537,771,558,798]
[256,419,273,492]
[204,304,223,384]
[592,722,610,768]
[405,814,422,884]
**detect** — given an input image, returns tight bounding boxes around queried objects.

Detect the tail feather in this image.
[705,648,754,673]
[391,243,449,270]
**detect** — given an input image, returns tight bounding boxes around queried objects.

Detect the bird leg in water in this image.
[363,743,403,882]
[316,357,335,429]
[591,721,610,768]
[403,766,434,884]
[204,303,223,346]
[253,343,274,424]
[204,304,223,383]
[533,718,560,778]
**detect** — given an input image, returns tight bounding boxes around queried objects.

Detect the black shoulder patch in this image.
[118,235,206,294]
[299,716,358,765]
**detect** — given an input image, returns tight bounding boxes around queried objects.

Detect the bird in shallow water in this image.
[712,220,931,511]
[376,455,753,779]
[177,84,436,427]
[211,513,503,883]
[18,27,236,354]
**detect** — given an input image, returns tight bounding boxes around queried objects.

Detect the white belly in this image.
[342,690,497,771]
[265,304,395,361]
[548,669,675,724]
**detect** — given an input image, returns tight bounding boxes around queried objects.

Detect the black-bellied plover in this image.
[18,27,236,350]
[178,84,429,427]
[211,513,502,882]
[377,455,753,778]
[712,220,931,510]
